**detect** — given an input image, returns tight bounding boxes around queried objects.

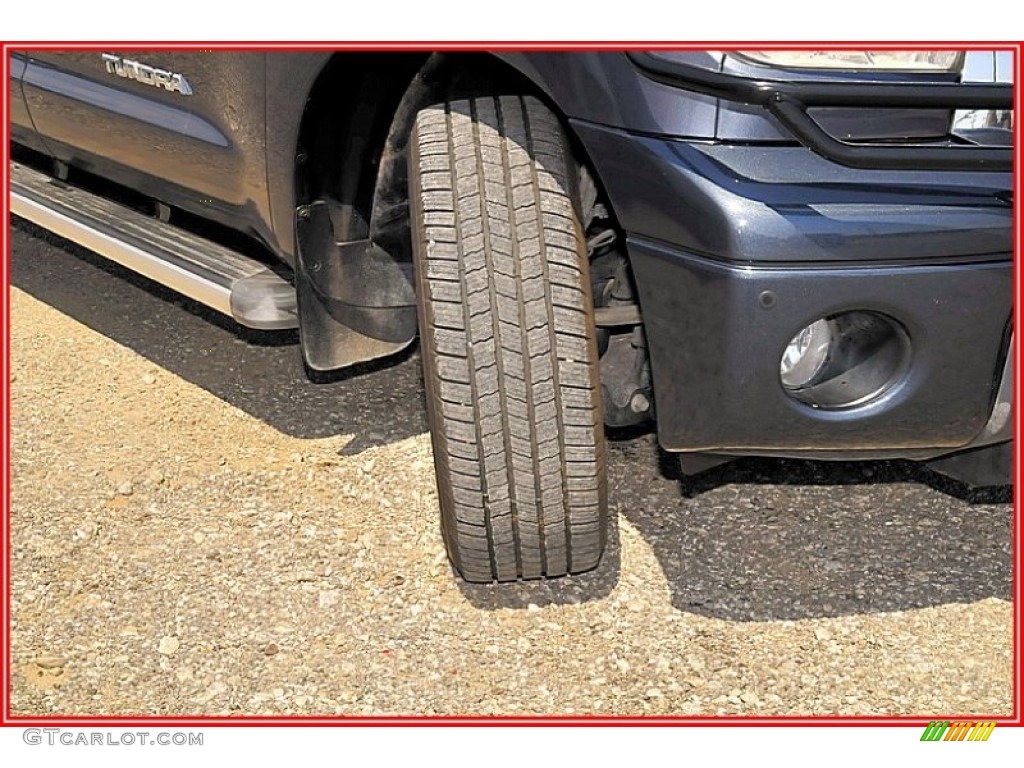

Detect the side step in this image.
[10,161,298,330]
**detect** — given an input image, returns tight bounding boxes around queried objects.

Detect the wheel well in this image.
[294,52,604,256]
[295,52,428,243]
[292,52,641,397]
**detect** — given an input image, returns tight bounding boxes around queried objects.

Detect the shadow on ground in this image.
[607,434,1012,621]
[11,220,427,448]
[12,220,1013,621]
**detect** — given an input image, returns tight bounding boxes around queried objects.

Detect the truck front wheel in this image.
[408,95,608,582]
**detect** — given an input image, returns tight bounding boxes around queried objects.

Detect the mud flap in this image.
[295,201,417,371]
[926,441,1013,488]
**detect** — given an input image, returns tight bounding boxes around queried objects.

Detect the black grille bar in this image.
[628,52,1013,171]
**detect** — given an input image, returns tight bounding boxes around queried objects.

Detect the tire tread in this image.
[410,96,607,582]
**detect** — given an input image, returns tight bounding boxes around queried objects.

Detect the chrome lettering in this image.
[100,53,192,96]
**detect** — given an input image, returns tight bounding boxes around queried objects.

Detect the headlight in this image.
[738,51,963,72]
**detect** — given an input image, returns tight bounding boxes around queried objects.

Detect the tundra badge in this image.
[101,53,193,96]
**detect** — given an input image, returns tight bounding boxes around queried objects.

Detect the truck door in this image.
[9,52,48,155]
[20,51,275,246]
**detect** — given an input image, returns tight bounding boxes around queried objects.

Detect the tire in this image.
[408,95,608,583]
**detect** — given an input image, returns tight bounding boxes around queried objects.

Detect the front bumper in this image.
[573,123,1012,460]
[629,238,1010,456]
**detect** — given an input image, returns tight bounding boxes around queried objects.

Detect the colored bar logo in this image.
[920,721,996,741]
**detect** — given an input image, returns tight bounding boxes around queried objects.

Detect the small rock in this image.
[263,643,279,657]
[814,628,832,642]
[645,688,663,699]
[23,662,66,690]
[318,590,340,608]
[73,522,98,541]
[686,654,706,672]
[527,603,541,613]
[142,374,156,385]
[116,482,134,496]
[740,691,760,704]
[200,681,228,702]
[158,636,180,655]
[33,655,66,670]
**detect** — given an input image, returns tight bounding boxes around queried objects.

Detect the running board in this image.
[10,161,298,330]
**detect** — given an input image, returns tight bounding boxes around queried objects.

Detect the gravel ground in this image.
[8,221,1014,717]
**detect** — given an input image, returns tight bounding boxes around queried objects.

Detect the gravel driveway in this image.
[8,221,1013,716]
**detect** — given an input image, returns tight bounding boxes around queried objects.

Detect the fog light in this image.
[780,318,833,390]
[780,312,909,409]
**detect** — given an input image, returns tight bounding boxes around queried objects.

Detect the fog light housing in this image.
[779,312,909,409]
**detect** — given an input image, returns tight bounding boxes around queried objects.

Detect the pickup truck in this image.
[8,48,1014,583]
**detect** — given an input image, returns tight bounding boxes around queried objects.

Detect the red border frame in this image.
[1,40,1020,728]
